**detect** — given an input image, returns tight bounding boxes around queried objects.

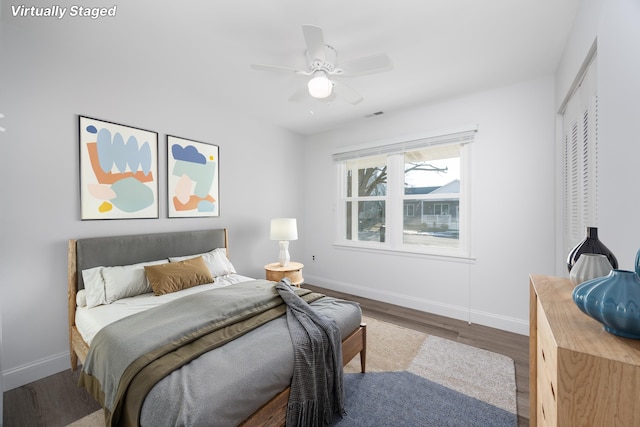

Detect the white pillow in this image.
[169,248,236,277]
[76,289,87,307]
[212,248,237,276]
[102,259,168,304]
[82,266,107,308]
[81,259,168,308]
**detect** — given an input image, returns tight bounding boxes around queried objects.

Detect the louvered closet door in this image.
[562,53,598,254]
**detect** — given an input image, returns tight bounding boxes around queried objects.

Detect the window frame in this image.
[333,128,475,260]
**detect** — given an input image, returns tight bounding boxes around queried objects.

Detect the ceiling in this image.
[3,0,581,135]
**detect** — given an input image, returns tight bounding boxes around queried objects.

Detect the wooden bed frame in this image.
[67,228,366,427]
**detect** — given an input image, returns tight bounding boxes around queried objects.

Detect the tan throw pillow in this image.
[145,256,213,295]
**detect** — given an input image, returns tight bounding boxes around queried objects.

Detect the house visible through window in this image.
[334,129,475,257]
[403,144,460,249]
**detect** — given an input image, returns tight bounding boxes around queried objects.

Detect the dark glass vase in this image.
[567,227,618,272]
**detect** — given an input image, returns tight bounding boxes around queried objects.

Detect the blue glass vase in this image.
[572,269,640,339]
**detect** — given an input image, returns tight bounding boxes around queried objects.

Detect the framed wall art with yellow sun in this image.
[167,135,219,218]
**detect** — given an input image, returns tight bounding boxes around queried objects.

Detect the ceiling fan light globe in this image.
[308,75,332,99]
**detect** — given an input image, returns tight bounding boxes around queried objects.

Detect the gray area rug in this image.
[332,371,516,427]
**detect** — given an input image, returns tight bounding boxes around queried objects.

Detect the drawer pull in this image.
[541,348,546,362]
[550,382,556,401]
[541,402,546,420]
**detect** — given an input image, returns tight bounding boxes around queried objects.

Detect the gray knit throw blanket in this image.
[275,279,345,427]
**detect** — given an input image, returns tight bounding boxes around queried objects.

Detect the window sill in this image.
[333,242,476,263]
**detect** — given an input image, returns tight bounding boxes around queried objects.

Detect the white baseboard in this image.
[304,274,529,336]
[3,351,70,391]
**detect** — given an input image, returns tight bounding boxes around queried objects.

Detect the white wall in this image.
[555,0,640,272]
[597,1,640,270]
[300,76,557,335]
[0,18,303,390]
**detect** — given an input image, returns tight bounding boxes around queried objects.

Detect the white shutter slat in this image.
[562,53,598,252]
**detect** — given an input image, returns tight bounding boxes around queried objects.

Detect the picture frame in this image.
[79,116,159,220]
[167,135,219,217]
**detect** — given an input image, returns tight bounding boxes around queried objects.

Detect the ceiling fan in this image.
[250,25,392,105]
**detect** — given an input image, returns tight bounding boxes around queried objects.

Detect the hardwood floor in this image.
[3,284,529,427]
[3,367,101,427]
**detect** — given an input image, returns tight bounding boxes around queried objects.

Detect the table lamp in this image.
[270,218,298,266]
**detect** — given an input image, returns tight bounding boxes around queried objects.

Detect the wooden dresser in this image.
[530,274,640,426]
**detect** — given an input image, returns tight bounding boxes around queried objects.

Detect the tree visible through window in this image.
[345,155,386,241]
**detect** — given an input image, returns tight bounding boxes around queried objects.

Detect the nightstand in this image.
[264,262,304,287]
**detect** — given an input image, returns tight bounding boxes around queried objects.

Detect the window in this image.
[334,129,475,257]
[404,144,460,249]
[344,155,387,242]
[404,204,415,217]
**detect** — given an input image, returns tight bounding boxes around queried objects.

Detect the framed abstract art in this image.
[167,135,219,217]
[79,116,159,220]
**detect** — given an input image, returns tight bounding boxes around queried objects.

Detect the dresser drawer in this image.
[536,300,558,426]
[536,301,557,385]
[537,354,557,426]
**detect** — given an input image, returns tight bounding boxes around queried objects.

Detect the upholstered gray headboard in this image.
[73,229,228,290]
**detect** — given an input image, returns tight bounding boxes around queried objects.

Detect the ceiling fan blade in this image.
[337,53,392,76]
[302,25,326,63]
[250,63,308,75]
[332,80,363,105]
[324,91,338,103]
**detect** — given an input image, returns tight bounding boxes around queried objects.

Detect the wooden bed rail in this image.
[68,239,79,370]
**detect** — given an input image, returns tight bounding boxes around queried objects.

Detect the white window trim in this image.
[333,242,477,263]
[333,126,476,260]
[332,125,477,160]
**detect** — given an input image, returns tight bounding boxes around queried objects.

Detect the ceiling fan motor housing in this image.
[305,45,338,74]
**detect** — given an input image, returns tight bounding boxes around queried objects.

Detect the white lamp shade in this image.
[307,74,332,99]
[270,218,298,241]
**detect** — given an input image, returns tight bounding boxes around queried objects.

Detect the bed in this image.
[67,228,366,426]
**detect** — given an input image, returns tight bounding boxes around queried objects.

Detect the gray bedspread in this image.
[141,295,360,426]
[82,280,361,427]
